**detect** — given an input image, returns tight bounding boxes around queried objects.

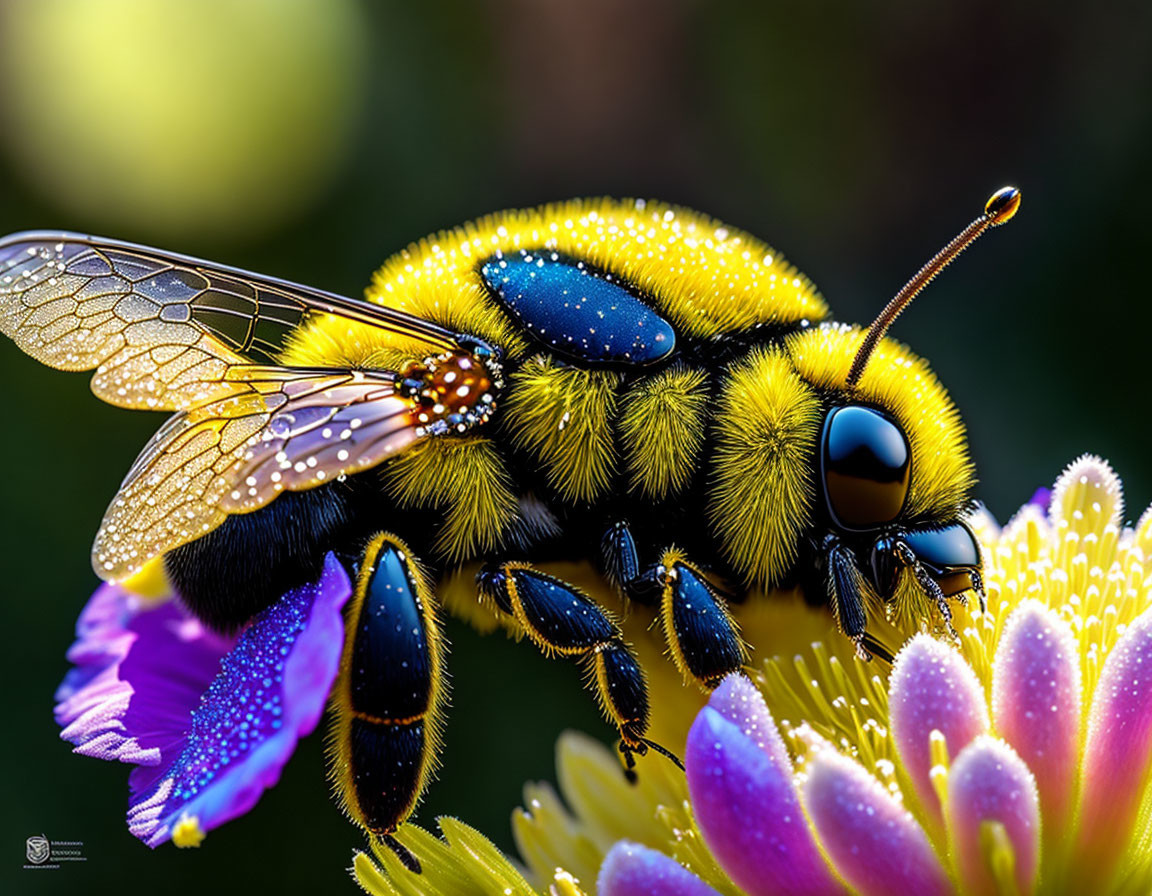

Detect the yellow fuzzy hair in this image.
[504,356,620,504]
[785,324,975,521]
[383,437,519,562]
[619,365,709,501]
[708,347,823,587]
[280,198,828,370]
[326,533,447,834]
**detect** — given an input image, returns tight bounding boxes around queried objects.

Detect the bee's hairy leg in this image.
[600,520,663,604]
[328,533,447,874]
[972,566,987,613]
[822,533,872,662]
[601,520,746,689]
[651,549,747,690]
[475,561,673,781]
[892,540,960,641]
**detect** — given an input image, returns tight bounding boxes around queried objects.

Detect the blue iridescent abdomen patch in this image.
[480,250,676,367]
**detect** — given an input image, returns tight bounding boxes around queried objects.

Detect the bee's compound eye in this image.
[822,405,911,529]
[903,523,981,596]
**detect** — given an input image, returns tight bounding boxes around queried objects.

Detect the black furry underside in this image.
[164,486,353,632]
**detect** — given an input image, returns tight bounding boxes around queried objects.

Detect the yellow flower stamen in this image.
[171,813,204,849]
[980,820,1021,896]
[929,729,950,813]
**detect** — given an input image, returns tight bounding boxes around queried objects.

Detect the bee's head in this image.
[818,187,1018,620]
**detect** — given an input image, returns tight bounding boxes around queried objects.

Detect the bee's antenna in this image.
[845,186,1021,389]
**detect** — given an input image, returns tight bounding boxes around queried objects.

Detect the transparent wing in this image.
[0,231,466,410]
[93,369,419,581]
[0,232,504,582]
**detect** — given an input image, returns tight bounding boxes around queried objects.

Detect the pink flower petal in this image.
[1074,607,1152,886]
[685,675,843,896]
[708,672,792,766]
[890,634,989,825]
[991,600,1080,838]
[946,736,1040,896]
[598,842,721,896]
[802,747,951,896]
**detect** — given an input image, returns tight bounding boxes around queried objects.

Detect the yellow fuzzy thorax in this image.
[710,347,822,584]
[277,198,832,558]
[281,197,828,370]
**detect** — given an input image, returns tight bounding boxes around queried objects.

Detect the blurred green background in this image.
[2,0,1151,892]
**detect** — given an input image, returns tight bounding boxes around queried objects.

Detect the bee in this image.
[0,187,1018,866]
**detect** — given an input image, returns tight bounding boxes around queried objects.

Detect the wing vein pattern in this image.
[0,234,483,582]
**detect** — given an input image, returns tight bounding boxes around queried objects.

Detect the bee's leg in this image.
[893,540,959,641]
[328,533,447,874]
[971,566,987,613]
[600,520,663,603]
[601,521,745,689]
[822,533,872,661]
[651,549,748,689]
[475,561,671,781]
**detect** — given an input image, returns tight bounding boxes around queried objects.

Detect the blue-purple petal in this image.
[1028,486,1052,515]
[598,842,721,896]
[126,554,351,846]
[55,582,233,768]
[686,679,843,896]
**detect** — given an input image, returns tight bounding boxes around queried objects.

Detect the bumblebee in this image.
[0,187,1017,864]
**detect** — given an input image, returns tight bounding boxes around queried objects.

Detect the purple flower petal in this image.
[1028,487,1052,515]
[991,600,1080,837]
[55,584,234,767]
[890,634,989,825]
[802,746,951,896]
[707,672,792,762]
[598,842,721,896]
[945,736,1040,896]
[126,554,351,846]
[685,675,843,896]
[1074,607,1152,885]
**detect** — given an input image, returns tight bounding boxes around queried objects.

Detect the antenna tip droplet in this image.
[984,186,1021,225]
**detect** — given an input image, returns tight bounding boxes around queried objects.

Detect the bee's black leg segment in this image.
[823,534,871,661]
[972,566,987,613]
[918,563,955,639]
[475,562,660,776]
[619,742,639,784]
[600,520,662,604]
[328,534,447,857]
[861,633,896,665]
[381,834,421,874]
[475,564,515,614]
[601,521,640,593]
[656,550,747,689]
